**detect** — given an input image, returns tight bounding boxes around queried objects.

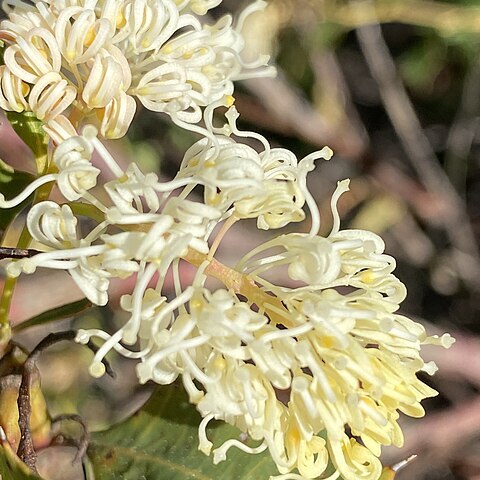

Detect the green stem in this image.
[0,154,53,350]
[0,277,14,348]
[68,202,105,223]
[183,248,291,326]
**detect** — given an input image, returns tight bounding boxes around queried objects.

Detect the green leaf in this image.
[88,384,278,480]
[13,298,92,333]
[0,40,5,65]
[0,159,35,231]
[6,112,48,173]
[68,202,106,223]
[0,443,44,480]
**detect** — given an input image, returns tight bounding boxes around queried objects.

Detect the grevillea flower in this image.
[0,1,454,479]
[0,0,274,140]
[2,108,454,479]
[14,128,444,480]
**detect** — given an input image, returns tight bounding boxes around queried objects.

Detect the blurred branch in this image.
[445,52,480,194]
[355,19,480,291]
[388,211,435,266]
[323,0,480,35]
[241,74,367,158]
[310,50,369,157]
[371,164,446,222]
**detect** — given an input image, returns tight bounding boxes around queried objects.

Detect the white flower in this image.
[68,252,111,306]
[99,90,136,139]
[6,200,195,309]
[248,327,297,390]
[82,51,126,108]
[102,215,178,266]
[136,308,206,385]
[0,3,455,480]
[192,288,267,356]
[105,162,161,219]
[0,6,43,38]
[178,135,266,213]
[27,201,78,249]
[145,2,274,126]
[4,27,61,83]
[43,114,78,144]
[54,5,113,63]
[122,0,180,54]
[176,0,222,16]
[1,0,273,139]
[6,201,110,304]
[73,212,198,350]
[286,235,341,285]
[176,108,332,230]
[28,71,76,121]
[198,357,278,445]
[133,62,192,115]
[0,65,29,112]
[163,197,221,254]
[231,146,307,230]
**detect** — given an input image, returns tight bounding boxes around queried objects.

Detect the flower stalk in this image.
[183,247,289,322]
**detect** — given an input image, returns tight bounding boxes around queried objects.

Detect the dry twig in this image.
[16,331,114,471]
[242,74,367,158]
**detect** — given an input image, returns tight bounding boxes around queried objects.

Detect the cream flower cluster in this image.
[0,0,274,140]
[0,1,454,480]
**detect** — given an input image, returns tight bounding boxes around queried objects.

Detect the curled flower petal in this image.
[55,6,112,63]
[4,27,61,83]
[27,201,78,248]
[28,71,76,121]
[99,90,136,139]
[0,65,29,112]
[176,0,222,15]
[54,134,100,200]
[44,115,78,144]
[82,51,123,108]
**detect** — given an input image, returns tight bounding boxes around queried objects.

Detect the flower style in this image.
[177,104,333,229]
[0,1,455,479]
[176,0,222,16]
[6,201,111,305]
